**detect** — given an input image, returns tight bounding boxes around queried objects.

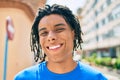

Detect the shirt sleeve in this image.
[97,73,108,80]
[14,70,33,80]
[14,65,39,80]
[14,72,26,80]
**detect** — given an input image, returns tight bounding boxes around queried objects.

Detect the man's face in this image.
[38,14,74,63]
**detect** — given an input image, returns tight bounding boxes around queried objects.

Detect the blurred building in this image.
[0,0,46,80]
[79,0,120,58]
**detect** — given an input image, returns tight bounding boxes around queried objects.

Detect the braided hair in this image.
[30,4,83,62]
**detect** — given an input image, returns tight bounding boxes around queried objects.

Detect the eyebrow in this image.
[38,27,46,32]
[38,23,65,32]
[54,23,65,27]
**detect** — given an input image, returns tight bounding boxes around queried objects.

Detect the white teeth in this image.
[49,45,60,50]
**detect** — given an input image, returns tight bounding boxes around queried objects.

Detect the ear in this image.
[72,30,75,40]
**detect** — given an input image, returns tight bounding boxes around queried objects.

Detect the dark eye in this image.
[55,28,65,32]
[39,31,48,36]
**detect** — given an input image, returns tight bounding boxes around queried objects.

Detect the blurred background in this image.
[0,0,120,80]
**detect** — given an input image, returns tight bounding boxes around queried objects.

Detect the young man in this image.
[14,4,107,80]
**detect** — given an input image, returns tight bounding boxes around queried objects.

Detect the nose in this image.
[48,31,57,42]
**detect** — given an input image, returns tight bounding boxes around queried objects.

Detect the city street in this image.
[92,65,120,80]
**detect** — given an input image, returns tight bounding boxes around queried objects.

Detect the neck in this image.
[46,59,77,74]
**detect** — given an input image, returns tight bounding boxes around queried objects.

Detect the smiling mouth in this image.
[47,44,63,50]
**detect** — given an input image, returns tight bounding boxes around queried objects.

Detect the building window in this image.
[105,17,109,24]
[108,13,113,21]
[113,24,120,37]
[112,4,120,19]
[103,3,107,10]
[111,0,115,2]
[102,19,105,25]
[92,0,99,8]
[106,0,112,6]
[98,35,103,42]
[102,31,113,39]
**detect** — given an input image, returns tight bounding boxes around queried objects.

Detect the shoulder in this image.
[14,62,46,80]
[78,61,108,80]
[78,61,99,73]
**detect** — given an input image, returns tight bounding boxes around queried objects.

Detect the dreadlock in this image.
[30,4,83,62]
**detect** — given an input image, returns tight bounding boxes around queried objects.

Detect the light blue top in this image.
[14,61,107,80]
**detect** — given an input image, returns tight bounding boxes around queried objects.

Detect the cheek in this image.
[39,37,45,48]
[67,34,74,47]
[67,33,74,42]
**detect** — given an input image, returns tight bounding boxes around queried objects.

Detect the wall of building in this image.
[0,8,34,80]
[79,0,120,57]
[0,0,47,79]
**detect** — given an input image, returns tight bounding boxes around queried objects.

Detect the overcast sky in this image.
[46,0,86,14]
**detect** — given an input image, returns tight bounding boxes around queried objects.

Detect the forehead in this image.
[39,14,67,26]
